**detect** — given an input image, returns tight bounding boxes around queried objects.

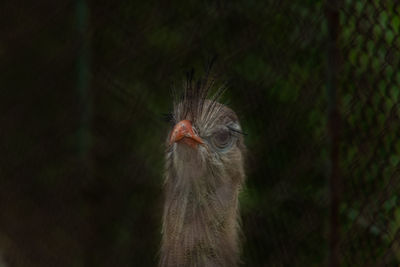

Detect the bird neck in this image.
[161,149,240,267]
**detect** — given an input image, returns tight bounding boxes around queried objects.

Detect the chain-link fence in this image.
[337,1,400,266]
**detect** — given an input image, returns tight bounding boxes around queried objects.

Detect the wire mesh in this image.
[338,1,400,266]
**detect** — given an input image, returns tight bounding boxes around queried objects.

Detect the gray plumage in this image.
[160,72,246,267]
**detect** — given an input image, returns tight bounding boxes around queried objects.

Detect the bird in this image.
[160,69,246,267]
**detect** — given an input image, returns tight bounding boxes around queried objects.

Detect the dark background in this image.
[1,0,399,266]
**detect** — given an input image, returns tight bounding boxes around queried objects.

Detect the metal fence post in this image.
[326,0,341,266]
[76,0,92,166]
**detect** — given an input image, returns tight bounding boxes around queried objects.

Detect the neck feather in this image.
[161,147,240,267]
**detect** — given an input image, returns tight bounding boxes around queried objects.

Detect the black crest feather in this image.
[172,57,226,126]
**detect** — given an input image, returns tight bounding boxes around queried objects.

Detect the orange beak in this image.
[169,120,204,148]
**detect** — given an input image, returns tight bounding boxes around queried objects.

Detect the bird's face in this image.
[166,100,246,184]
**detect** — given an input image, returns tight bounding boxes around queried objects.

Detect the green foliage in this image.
[339,1,400,266]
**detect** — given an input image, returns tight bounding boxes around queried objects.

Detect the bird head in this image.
[165,71,246,186]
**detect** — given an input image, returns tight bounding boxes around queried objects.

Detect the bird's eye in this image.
[212,128,232,150]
